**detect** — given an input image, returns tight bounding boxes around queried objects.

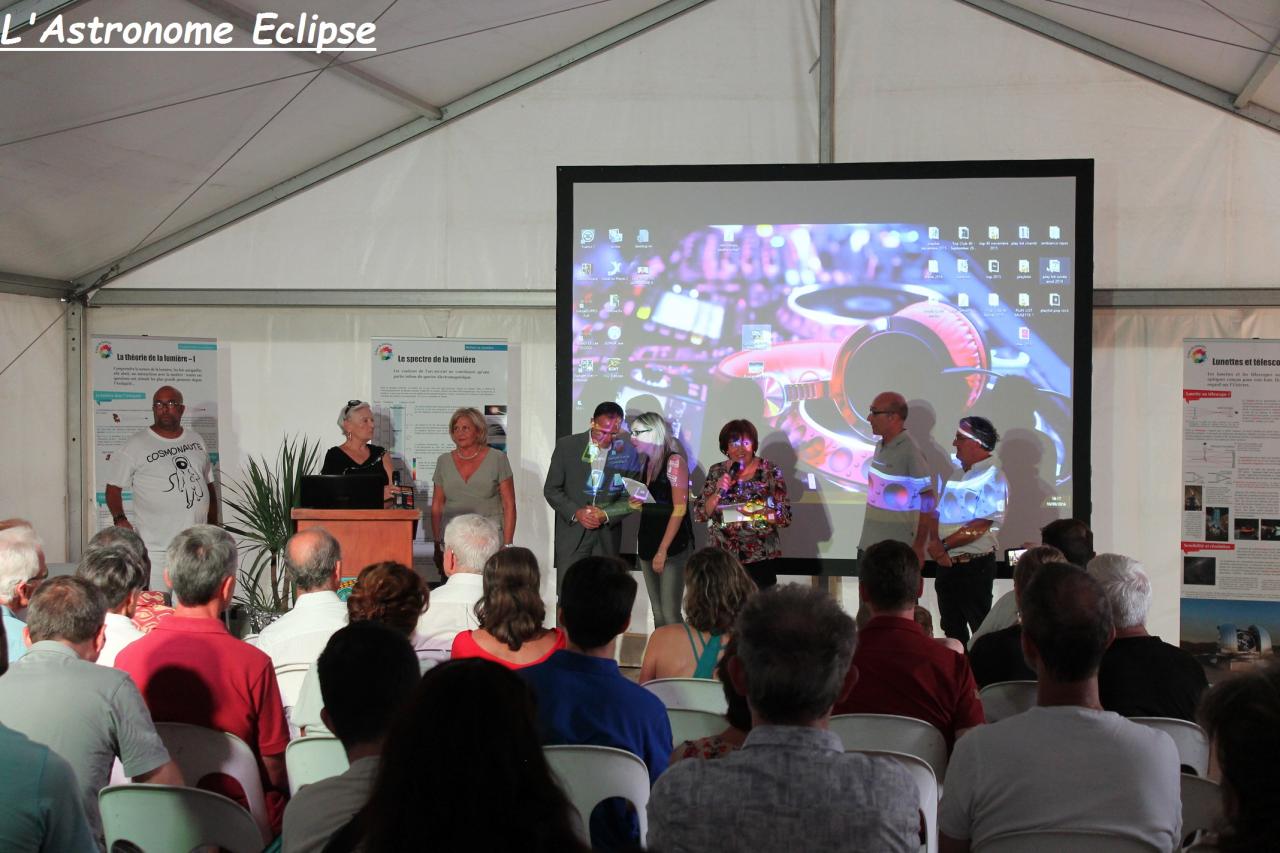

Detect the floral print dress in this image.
[693,458,792,564]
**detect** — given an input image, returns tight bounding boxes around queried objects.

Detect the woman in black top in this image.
[322,399,394,502]
[628,411,694,627]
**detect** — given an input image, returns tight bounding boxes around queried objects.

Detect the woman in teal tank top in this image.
[639,547,757,682]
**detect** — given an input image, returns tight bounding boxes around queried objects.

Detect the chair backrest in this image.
[274,662,313,709]
[1180,773,1223,840]
[666,708,727,745]
[99,783,264,853]
[641,677,728,713]
[976,829,1160,852]
[978,680,1037,723]
[852,749,938,853]
[285,735,351,795]
[152,721,273,842]
[828,713,949,782]
[543,745,651,847]
[1129,717,1210,776]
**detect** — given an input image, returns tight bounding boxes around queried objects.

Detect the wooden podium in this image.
[291,509,419,577]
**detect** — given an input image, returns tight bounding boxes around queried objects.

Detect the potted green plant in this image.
[222,434,320,634]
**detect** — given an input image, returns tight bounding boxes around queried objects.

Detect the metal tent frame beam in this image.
[71,0,712,297]
[958,0,1280,134]
[0,270,73,298]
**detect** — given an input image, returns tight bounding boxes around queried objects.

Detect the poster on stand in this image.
[1181,338,1280,678]
[89,335,220,532]
[370,338,509,572]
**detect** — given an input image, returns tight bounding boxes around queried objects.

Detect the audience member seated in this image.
[252,527,348,673]
[115,525,291,832]
[833,539,984,750]
[0,521,48,663]
[291,561,429,733]
[649,584,920,853]
[0,616,98,852]
[451,546,565,669]
[967,544,1064,649]
[75,544,147,667]
[415,514,501,651]
[939,563,1182,852]
[1040,517,1095,567]
[1089,552,1207,721]
[0,576,182,843]
[521,556,673,851]
[668,637,751,765]
[282,622,420,853]
[969,544,1065,687]
[87,525,173,631]
[1187,661,1280,852]
[323,659,590,853]
[639,546,755,682]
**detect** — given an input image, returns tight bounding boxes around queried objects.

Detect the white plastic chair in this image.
[99,783,263,853]
[285,735,350,795]
[543,744,651,847]
[852,749,938,853]
[152,721,273,842]
[274,661,313,710]
[978,680,1037,723]
[1130,716,1210,776]
[828,713,949,783]
[667,707,726,745]
[976,829,1160,852]
[1180,772,1223,840]
[641,677,728,714]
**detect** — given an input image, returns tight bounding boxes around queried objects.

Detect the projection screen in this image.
[557,161,1093,574]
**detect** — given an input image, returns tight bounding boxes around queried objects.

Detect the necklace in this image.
[454,447,481,460]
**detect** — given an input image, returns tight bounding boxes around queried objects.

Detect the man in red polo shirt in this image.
[835,539,984,751]
[115,525,290,831]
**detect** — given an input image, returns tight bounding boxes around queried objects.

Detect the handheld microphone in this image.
[721,461,743,497]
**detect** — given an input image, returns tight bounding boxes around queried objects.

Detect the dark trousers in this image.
[933,552,996,644]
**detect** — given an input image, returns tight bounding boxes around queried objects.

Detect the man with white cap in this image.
[929,416,1008,644]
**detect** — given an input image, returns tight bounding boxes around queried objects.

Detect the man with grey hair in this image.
[415,513,501,652]
[1089,552,1206,721]
[0,521,48,664]
[252,527,348,686]
[76,544,147,666]
[116,525,292,833]
[0,576,182,844]
[649,585,920,853]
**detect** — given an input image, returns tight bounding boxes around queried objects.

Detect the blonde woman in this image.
[628,411,694,627]
[323,399,395,502]
[431,407,515,551]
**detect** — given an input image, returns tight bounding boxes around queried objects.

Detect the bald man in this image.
[105,385,217,590]
[252,528,349,679]
[858,391,936,566]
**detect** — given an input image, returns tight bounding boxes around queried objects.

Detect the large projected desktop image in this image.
[557,162,1093,574]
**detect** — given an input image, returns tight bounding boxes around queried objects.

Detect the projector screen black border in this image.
[556,159,1093,577]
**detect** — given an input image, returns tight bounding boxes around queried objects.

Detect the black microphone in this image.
[720,461,743,497]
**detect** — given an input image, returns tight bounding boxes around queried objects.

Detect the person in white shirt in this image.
[75,544,147,667]
[939,563,1182,853]
[414,514,501,652]
[252,528,348,678]
[282,621,420,853]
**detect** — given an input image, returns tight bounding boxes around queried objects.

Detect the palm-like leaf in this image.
[224,435,320,619]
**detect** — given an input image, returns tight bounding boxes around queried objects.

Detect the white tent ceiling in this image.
[1,0,1278,290]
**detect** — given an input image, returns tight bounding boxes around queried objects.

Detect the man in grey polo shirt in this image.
[859,391,936,566]
[0,576,182,845]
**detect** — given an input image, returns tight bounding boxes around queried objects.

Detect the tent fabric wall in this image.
[0,293,68,561]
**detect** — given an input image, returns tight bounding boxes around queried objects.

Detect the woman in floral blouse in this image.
[693,419,791,588]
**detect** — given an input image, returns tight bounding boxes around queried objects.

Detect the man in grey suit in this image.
[543,401,645,589]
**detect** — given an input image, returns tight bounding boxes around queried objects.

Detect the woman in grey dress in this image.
[431,408,516,556]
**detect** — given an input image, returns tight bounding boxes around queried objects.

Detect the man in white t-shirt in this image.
[252,528,348,705]
[414,514,501,652]
[939,563,1182,852]
[75,544,147,667]
[105,385,218,590]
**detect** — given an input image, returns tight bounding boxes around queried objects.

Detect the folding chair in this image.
[641,677,728,713]
[152,721,273,842]
[978,680,1037,723]
[285,735,350,795]
[99,784,263,853]
[666,707,726,745]
[1130,717,1210,776]
[544,744,651,847]
[852,749,938,853]
[828,713,949,782]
